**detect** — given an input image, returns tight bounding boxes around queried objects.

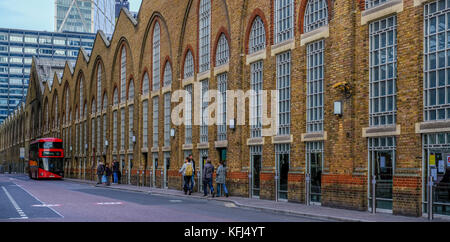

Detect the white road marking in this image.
[32,204,61,207]
[170,200,183,203]
[96,202,123,205]
[2,186,28,219]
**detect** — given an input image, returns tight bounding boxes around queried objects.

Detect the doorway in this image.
[306,141,323,204]
[276,144,290,201]
[368,137,395,211]
[163,152,170,189]
[250,146,262,198]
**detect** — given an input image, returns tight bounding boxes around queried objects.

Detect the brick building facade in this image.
[1,0,450,217]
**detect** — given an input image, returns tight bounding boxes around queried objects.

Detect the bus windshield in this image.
[39,158,64,173]
[41,142,63,149]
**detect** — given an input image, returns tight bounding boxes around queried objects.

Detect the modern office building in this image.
[115,0,130,21]
[0,28,96,123]
[55,0,115,37]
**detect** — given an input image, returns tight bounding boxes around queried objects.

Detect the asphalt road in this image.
[0,173,331,222]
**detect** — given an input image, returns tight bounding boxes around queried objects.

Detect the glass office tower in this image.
[0,28,96,124]
[55,0,115,37]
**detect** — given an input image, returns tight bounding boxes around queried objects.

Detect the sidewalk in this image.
[65,178,449,222]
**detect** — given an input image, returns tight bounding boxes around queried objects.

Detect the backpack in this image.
[185,162,193,176]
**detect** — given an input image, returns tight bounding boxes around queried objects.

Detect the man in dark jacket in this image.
[202,158,215,197]
[96,162,105,185]
[105,164,112,186]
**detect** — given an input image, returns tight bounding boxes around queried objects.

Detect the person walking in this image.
[179,157,194,195]
[112,160,120,184]
[189,154,196,190]
[216,160,229,197]
[202,158,215,197]
[105,164,112,186]
[96,162,105,185]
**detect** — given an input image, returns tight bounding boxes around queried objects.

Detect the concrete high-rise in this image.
[55,0,115,37]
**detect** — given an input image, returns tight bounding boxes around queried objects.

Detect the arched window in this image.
[275,0,294,43]
[97,64,102,112]
[199,0,211,72]
[163,62,172,87]
[113,88,119,106]
[143,72,150,95]
[65,87,69,124]
[216,34,229,67]
[102,93,108,111]
[152,22,161,91]
[128,80,134,101]
[184,51,194,79]
[80,78,84,118]
[120,46,127,103]
[304,0,328,33]
[249,16,266,54]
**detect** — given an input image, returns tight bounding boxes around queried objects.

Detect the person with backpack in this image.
[179,157,194,195]
[203,158,215,197]
[96,162,105,185]
[104,164,112,186]
[216,160,229,197]
[112,160,120,184]
[188,154,196,189]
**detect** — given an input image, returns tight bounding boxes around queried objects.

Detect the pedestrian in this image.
[96,162,105,185]
[179,157,194,195]
[189,154,196,189]
[105,164,112,186]
[216,160,229,197]
[202,158,215,197]
[112,159,120,184]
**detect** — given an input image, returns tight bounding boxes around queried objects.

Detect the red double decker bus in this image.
[28,138,64,179]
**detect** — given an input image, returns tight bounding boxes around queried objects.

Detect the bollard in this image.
[428,176,434,221]
[372,177,376,214]
[305,174,310,206]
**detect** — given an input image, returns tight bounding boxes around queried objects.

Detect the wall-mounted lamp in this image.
[229,119,236,130]
[170,128,175,138]
[132,135,136,144]
[334,101,343,116]
[105,140,109,147]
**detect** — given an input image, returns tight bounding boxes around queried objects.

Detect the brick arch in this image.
[212,27,231,67]
[298,0,333,34]
[244,8,270,55]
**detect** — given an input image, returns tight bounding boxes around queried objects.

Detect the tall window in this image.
[217,73,227,141]
[249,16,266,54]
[216,34,229,67]
[97,65,102,111]
[79,78,84,118]
[424,1,450,121]
[199,0,211,72]
[184,51,194,79]
[65,88,69,125]
[120,108,125,150]
[250,61,263,138]
[277,51,291,135]
[163,62,172,87]
[153,96,159,148]
[113,88,119,107]
[306,40,324,133]
[153,22,161,91]
[142,100,148,148]
[103,113,107,151]
[365,0,390,10]
[369,16,397,126]
[121,46,127,103]
[164,92,171,147]
[113,110,117,150]
[200,80,209,143]
[304,0,328,33]
[143,73,150,96]
[129,105,134,150]
[185,85,193,144]
[275,0,294,44]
